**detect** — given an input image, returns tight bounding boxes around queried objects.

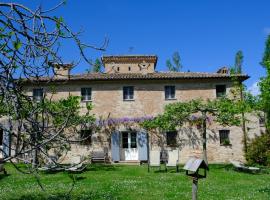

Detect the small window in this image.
[166,131,177,147]
[117,67,120,71]
[122,132,128,148]
[216,85,226,98]
[33,88,43,102]
[81,88,91,101]
[123,86,134,100]
[165,86,175,100]
[259,116,265,126]
[219,130,230,145]
[0,129,3,146]
[80,130,92,145]
[131,132,137,148]
[128,66,131,71]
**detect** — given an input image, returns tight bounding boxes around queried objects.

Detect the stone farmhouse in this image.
[0,55,264,164]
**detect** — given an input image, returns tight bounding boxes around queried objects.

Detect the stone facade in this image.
[13,55,264,164]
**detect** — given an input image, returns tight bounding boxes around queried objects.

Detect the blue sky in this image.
[7,0,270,94]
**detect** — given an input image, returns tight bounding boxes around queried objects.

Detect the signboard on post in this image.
[183,157,209,200]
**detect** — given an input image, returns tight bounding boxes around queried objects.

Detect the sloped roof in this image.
[22,72,249,83]
[183,157,209,172]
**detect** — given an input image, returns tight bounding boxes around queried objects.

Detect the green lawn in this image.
[0,164,269,200]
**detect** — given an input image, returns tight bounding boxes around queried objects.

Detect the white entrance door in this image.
[122,132,138,160]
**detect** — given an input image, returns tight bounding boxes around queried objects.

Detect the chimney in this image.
[51,63,73,79]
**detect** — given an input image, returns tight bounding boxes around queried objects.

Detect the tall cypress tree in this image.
[235,50,244,73]
[259,35,270,131]
[261,35,270,68]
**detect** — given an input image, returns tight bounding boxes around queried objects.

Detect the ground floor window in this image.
[80,130,92,145]
[219,130,230,145]
[166,131,177,147]
[122,132,137,148]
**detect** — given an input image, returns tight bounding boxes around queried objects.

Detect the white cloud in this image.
[263,27,270,35]
[248,81,260,96]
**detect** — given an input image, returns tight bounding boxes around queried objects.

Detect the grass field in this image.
[0,164,269,200]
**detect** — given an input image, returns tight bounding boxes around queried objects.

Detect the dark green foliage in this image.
[234,50,243,73]
[142,98,242,131]
[261,35,270,68]
[93,58,102,72]
[166,51,182,72]
[246,133,270,166]
[259,35,270,131]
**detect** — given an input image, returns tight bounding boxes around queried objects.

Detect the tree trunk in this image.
[147,132,150,172]
[202,111,208,164]
[240,82,248,154]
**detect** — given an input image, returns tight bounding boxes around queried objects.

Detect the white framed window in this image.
[33,88,43,102]
[165,86,175,100]
[81,88,92,101]
[123,86,134,100]
[122,132,137,149]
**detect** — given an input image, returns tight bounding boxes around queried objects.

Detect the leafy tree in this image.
[0,1,106,173]
[93,58,102,72]
[166,51,182,72]
[261,35,270,68]
[234,50,244,74]
[246,133,270,166]
[142,98,243,163]
[259,35,270,131]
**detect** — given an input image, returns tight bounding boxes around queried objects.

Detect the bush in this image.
[246,133,270,166]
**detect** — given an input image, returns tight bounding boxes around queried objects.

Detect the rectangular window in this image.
[259,116,265,126]
[33,88,43,102]
[130,132,137,148]
[165,86,176,100]
[81,88,92,101]
[216,85,226,98]
[123,86,134,100]
[0,129,3,146]
[219,130,230,145]
[166,131,177,147]
[122,132,128,148]
[80,130,92,145]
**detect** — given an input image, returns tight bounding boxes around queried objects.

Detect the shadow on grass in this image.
[11,191,118,200]
[258,187,270,197]
[0,173,10,180]
[87,164,120,172]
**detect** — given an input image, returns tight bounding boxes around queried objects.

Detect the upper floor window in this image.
[166,131,177,147]
[80,129,92,145]
[123,86,134,100]
[33,88,43,102]
[0,129,3,146]
[165,86,175,100]
[81,88,91,101]
[216,85,226,98]
[219,130,230,145]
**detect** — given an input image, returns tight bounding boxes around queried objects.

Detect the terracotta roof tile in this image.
[22,72,249,83]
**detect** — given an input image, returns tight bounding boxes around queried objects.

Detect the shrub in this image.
[246,133,270,166]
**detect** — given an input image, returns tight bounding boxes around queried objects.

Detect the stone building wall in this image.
[22,78,264,164]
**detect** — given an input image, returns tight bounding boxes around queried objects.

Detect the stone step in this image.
[116,160,141,165]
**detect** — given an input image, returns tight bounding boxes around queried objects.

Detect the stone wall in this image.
[22,78,264,163]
